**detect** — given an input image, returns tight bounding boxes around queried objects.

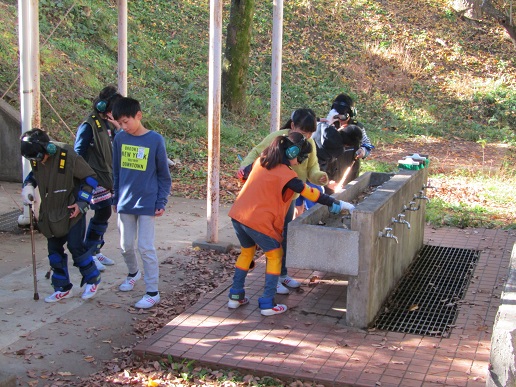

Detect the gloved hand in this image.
[329,201,341,214]
[21,185,35,205]
[76,201,89,214]
[339,200,355,214]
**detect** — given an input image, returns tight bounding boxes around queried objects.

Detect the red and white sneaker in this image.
[119,271,142,292]
[280,275,301,288]
[276,281,290,295]
[44,289,73,303]
[81,283,99,300]
[93,256,106,272]
[261,303,288,316]
[96,253,115,266]
[228,296,250,309]
[135,293,160,309]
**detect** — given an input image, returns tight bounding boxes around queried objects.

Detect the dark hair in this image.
[20,128,52,160]
[280,108,317,134]
[331,93,355,116]
[112,97,141,120]
[339,124,363,148]
[93,85,122,113]
[20,128,50,143]
[260,132,307,170]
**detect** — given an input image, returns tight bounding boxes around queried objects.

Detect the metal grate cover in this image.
[373,245,479,337]
[0,210,23,233]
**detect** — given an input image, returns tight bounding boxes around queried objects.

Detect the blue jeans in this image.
[231,220,281,300]
[47,215,99,290]
[85,201,112,254]
[232,220,281,251]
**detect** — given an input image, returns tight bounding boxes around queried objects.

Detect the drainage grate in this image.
[0,210,23,233]
[373,245,480,337]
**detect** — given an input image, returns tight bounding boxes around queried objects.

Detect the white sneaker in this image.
[119,271,142,292]
[96,252,115,266]
[280,275,301,288]
[277,281,290,295]
[261,304,288,316]
[93,256,106,272]
[44,289,73,303]
[135,293,160,309]
[81,283,99,300]
[228,296,250,309]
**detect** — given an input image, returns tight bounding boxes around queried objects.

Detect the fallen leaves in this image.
[309,275,320,286]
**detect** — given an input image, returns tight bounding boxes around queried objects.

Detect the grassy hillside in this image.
[1,0,515,227]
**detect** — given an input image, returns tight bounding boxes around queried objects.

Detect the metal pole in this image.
[206,0,222,243]
[30,0,40,128]
[118,0,128,96]
[18,0,34,226]
[270,0,283,133]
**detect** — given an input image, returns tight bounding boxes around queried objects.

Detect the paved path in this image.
[1,181,515,386]
[135,227,516,387]
[0,181,237,386]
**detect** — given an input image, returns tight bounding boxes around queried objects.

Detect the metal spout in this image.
[378,227,398,243]
[392,214,411,229]
[414,190,430,203]
[403,201,420,212]
[423,182,436,190]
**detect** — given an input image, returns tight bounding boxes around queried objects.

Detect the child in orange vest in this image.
[228,131,354,316]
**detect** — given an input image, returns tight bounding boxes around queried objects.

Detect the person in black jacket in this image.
[316,93,374,193]
[74,86,122,271]
[295,124,363,211]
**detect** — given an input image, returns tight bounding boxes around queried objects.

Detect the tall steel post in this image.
[17,0,34,226]
[118,0,128,96]
[270,0,283,133]
[206,0,223,243]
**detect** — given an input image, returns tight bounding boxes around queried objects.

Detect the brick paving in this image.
[134,226,515,386]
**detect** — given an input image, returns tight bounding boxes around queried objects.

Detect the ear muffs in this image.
[95,100,109,113]
[46,142,57,155]
[284,136,307,160]
[285,144,301,160]
[95,92,118,113]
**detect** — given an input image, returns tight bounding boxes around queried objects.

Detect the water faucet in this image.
[413,190,430,203]
[422,181,436,190]
[392,214,411,229]
[378,227,398,243]
[402,201,420,212]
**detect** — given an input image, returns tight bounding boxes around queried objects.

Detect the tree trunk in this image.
[481,0,516,47]
[451,0,516,47]
[222,0,255,115]
[452,0,483,19]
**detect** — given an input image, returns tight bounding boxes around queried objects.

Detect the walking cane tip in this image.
[34,293,39,301]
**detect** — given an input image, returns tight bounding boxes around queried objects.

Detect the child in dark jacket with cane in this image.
[20,128,101,302]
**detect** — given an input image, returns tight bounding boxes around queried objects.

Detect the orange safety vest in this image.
[229,159,297,242]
